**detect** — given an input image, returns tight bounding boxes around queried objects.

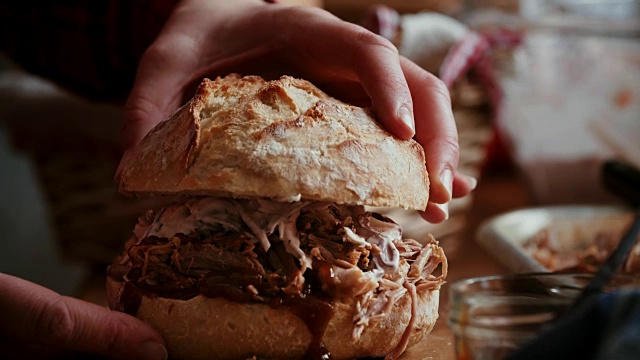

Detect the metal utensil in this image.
[572,159,640,306]
[572,213,640,307]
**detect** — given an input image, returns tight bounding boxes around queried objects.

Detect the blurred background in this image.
[0,0,638,316]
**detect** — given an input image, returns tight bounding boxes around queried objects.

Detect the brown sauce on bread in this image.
[110,258,337,359]
[273,259,336,360]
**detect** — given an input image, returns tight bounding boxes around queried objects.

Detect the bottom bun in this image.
[107,277,439,360]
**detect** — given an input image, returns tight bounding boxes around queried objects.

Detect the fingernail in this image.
[398,106,415,132]
[440,168,453,202]
[139,341,168,360]
[434,202,449,220]
[466,175,478,191]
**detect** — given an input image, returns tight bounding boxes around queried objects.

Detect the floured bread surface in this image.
[106,277,440,360]
[119,74,429,209]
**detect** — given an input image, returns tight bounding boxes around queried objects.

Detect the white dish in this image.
[476,205,633,273]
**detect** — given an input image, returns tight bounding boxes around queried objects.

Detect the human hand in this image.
[121,0,476,223]
[0,273,167,359]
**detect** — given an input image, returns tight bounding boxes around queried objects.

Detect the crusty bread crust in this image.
[118,74,429,210]
[106,277,439,360]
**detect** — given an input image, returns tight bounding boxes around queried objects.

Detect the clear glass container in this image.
[448,272,640,360]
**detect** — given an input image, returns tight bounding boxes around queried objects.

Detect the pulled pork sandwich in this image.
[107,74,447,360]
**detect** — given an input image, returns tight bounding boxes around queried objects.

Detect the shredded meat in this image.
[524,225,640,274]
[109,197,447,360]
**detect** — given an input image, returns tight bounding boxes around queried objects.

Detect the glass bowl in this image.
[448,272,640,360]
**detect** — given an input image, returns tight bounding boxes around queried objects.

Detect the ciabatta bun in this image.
[106,277,439,360]
[118,74,429,210]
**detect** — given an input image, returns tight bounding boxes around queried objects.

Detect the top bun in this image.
[119,74,429,210]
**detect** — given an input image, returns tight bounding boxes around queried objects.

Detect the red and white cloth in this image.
[440,28,523,121]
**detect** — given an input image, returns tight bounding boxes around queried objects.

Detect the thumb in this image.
[0,273,167,360]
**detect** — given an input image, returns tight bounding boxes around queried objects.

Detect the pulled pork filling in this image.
[110,197,447,341]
